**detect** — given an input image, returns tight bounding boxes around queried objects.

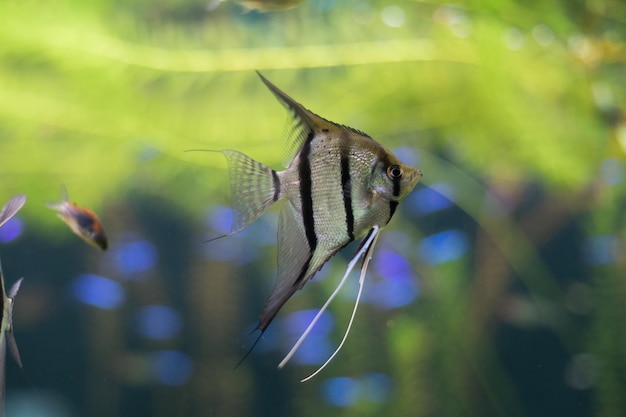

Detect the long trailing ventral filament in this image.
[278,225,381,382]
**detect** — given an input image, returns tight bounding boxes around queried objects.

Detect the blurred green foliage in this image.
[0,0,625,416]
[2,0,623,208]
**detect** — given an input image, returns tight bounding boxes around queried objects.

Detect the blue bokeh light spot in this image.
[322,377,360,407]
[283,309,334,337]
[322,373,394,407]
[200,236,260,263]
[152,350,193,386]
[205,205,233,235]
[205,206,276,246]
[290,336,333,365]
[202,207,275,264]
[0,217,23,243]
[245,322,280,354]
[112,240,158,276]
[72,274,125,309]
[239,213,278,247]
[583,235,617,265]
[135,305,182,340]
[367,276,418,309]
[374,248,413,279]
[368,248,418,309]
[600,158,624,186]
[406,183,455,215]
[392,146,421,167]
[418,229,468,265]
[281,310,335,365]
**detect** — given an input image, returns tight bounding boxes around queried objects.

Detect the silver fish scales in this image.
[218,73,422,375]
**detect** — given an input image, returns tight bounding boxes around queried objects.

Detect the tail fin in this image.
[221,150,279,236]
[44,184,69,212]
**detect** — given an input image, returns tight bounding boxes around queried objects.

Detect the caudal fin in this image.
[220,150,279,236]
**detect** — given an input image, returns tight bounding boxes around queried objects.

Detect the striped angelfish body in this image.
[219,73,422,337]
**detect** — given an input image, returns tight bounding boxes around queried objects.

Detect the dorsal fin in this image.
[256,72,338,160]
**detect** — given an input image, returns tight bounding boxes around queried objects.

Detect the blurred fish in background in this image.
[206,0,305,13]
[0,195,26,417]
[237,0,305,12]
[46,186,108,251]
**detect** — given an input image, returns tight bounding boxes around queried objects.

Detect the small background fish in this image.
[205,0,305,13]
[0,195,26,416]
[46,186,108,250]
[236,0,305,12]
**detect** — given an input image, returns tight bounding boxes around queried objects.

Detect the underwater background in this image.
[1,0,625,416]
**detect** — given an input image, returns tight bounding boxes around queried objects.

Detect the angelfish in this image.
[0,195,26,416]
[218,73,422,378]
[46,185,108,250]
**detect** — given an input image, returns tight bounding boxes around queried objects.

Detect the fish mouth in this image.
[93,233,108,250]
[410,168,423,184]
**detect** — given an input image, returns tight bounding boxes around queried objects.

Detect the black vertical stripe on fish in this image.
[354,227,376,254]
[387,174,402,222]
[392,175,401,198]
[388,201,399,223]
[340,150,355,242]
[293,253,313,287]
[298,133,317,252]
[271,170,280,202]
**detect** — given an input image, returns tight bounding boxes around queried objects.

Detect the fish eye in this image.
[387,164,403,180]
